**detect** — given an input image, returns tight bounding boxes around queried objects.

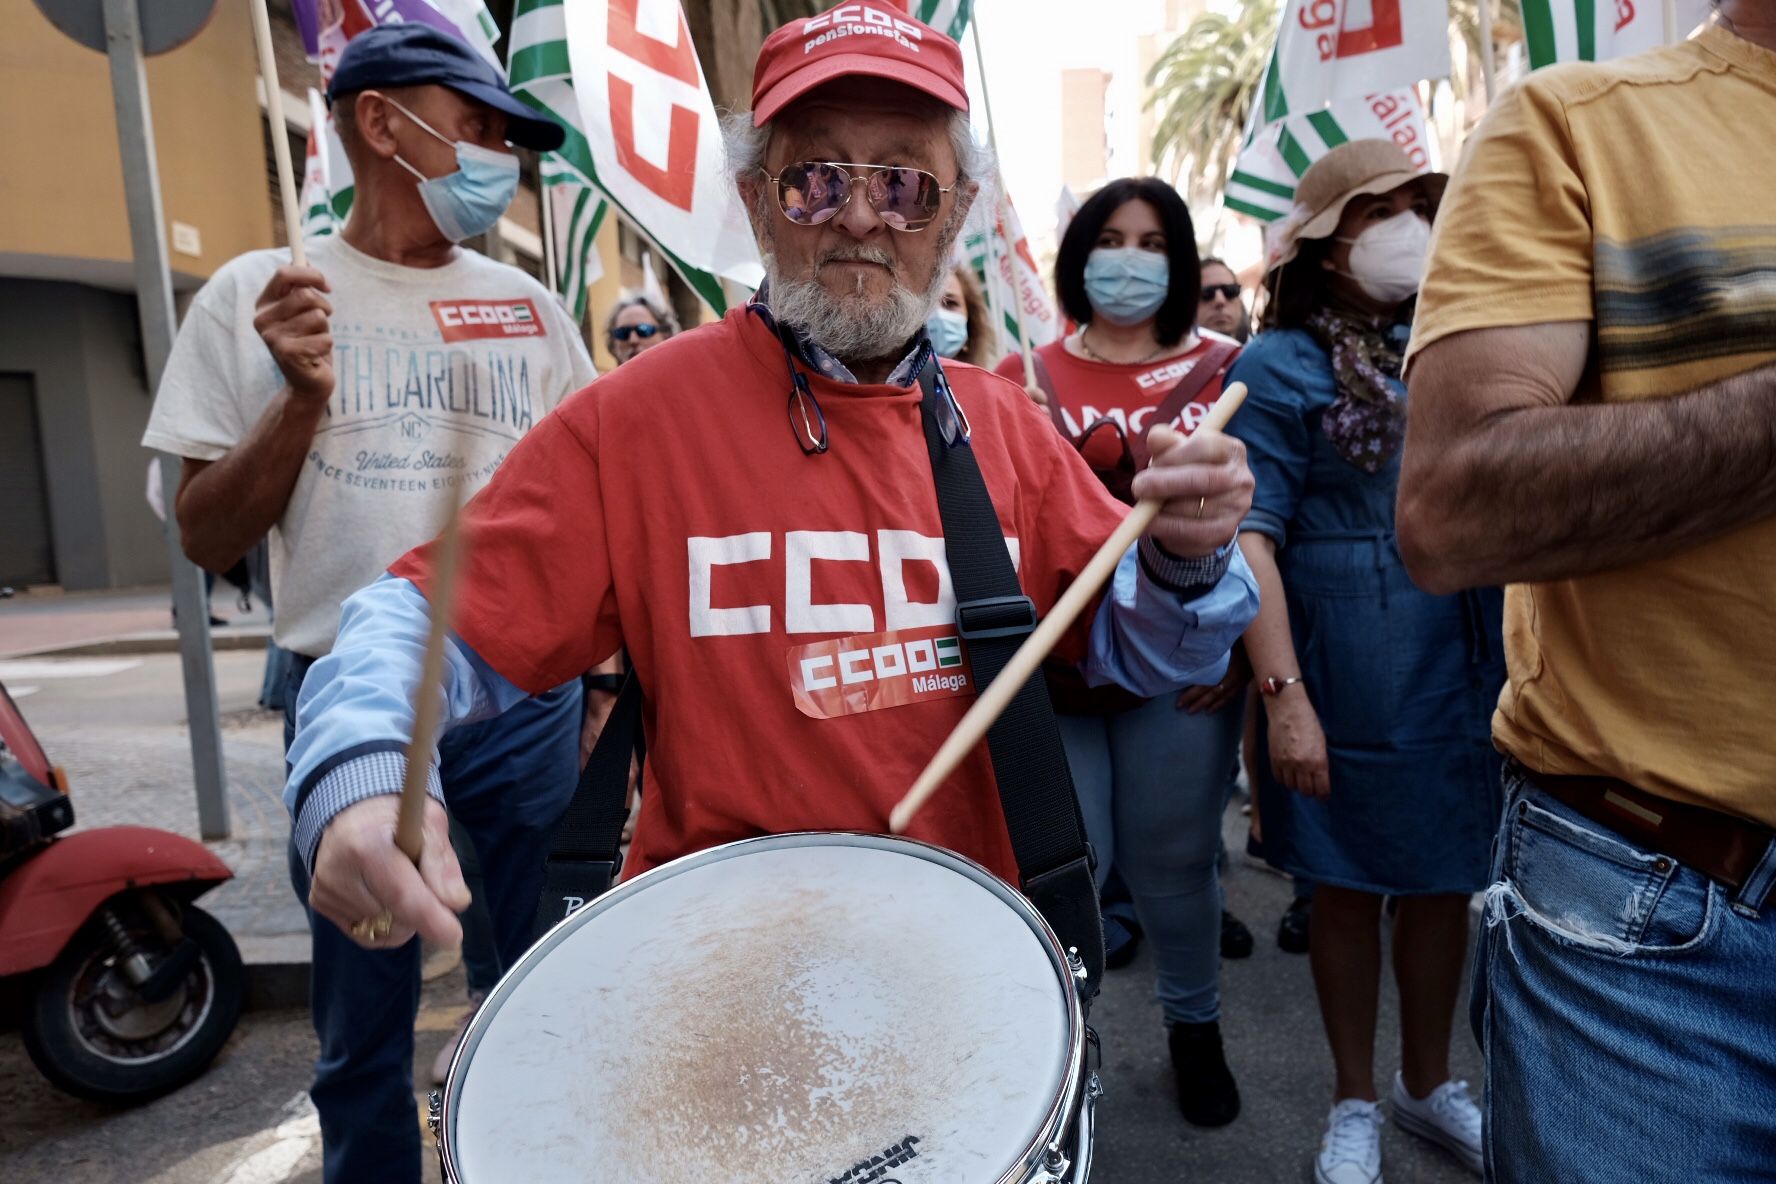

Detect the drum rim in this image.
[436,830,1089,1184]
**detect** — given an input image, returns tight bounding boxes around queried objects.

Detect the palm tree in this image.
[1144,0,1281,209]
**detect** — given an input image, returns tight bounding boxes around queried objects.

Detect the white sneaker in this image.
[1315,1098,1383,1184]
[1391,1072,1483,1175]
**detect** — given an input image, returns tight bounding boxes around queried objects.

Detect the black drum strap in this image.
[916,353,1104,993]
[529,671,643,943]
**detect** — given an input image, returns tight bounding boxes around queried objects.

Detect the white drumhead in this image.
[449,836,1073,1183]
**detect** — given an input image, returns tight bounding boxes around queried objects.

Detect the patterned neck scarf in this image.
[1304,303,1411,474]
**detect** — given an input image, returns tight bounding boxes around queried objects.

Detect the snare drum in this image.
[432,833,1098,1183]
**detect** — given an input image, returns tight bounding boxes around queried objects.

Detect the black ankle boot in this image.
[1168,1020,1241,1128]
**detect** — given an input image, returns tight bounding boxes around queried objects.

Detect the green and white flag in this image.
[963,193,1059,356]
[1520,0,1709,68]
[510,0,761,316]
[908,0,973,40]
[1249,0,1450,130]
[541,157,608,323]
[1227,89,1433,228]
[298,89,352,239]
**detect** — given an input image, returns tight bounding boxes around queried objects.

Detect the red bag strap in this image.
[1132,338,1241,466]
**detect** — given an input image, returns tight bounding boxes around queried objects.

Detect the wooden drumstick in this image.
[393,496,469,863]
[889,382,1248,834]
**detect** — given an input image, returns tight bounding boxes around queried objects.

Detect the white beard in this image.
[759,209,962,365]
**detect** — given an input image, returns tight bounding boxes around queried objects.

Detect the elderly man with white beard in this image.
[282,2,1258,969]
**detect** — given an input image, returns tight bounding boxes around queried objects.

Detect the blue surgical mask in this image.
[1083,247,1170,326]
[389,99,519,243]
[926,307,969,357]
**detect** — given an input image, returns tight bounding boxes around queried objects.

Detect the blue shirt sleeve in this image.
[284,575,532,872]
[1080,543,1260,696]
[1226,333,1317,546]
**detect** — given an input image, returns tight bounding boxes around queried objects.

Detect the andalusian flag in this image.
[542,157,608,322]
[299,89,350,238]
[1520,0,1709,68]
[1228,89,1433,228]
[511,0,761,315]
[909,0,973,40]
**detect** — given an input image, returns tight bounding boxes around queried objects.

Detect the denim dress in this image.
[1227,329,1506,895]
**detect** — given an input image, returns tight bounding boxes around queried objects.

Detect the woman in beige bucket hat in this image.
[1223,140,1506,1184]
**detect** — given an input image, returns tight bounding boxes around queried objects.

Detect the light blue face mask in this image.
[388,98,519,243]
[926,307,970,358]
[1083,247,1171,326]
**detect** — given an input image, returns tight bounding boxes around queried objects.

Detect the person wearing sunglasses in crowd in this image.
[605,292,680,366]
[280,0,1258,1081]
[1226,140,1505,1184]
[1198,257,1251,344]
[995,176,1251,1130]
[927,263,998,369]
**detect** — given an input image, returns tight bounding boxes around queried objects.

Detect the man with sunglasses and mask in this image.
[141,24,592,1184]
[284,0,1258,1098]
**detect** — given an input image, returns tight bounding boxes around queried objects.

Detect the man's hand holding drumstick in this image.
[310,506,474,951]
[892,385,1252,832]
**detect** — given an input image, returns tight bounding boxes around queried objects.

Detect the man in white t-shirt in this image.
[140,25,593,1183]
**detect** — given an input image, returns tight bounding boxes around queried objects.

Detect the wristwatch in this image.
[1259,675,1304,697]
[582,672,625,694]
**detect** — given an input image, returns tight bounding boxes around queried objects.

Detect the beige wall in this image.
[0,0,273,289]
[1060,69,1111,194]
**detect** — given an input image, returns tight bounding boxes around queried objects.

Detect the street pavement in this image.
[0,645,1483,1184]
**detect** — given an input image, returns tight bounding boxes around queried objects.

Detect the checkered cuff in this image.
[1138,535,1236,600]
[293,747,443,874]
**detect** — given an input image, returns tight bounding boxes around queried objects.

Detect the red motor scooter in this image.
[0,679,244,1102]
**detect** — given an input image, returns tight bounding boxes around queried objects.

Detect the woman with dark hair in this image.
[928,264,998,369]
[996,175,1249,1130]
[1226,140,1504,1184]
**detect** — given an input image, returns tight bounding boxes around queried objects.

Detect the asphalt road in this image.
[0,831,1482,1184]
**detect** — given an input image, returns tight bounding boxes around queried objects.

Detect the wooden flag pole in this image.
[250,0,307,269]
[890,383,1249,834]
[392,500,469,863]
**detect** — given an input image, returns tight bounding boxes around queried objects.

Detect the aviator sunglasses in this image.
[611,323,661,342]
[1201,283,1242,302]
[763,161,955,232]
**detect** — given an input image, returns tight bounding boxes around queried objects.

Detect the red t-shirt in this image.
[996,335,1241,468]
[393,308,1126,884]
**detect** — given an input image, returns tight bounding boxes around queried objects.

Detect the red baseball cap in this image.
[751,2,969,127]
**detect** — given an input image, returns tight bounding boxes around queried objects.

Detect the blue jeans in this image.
[1475,765,1776,1182]
[1059,693,1242,1025]
[283,657,580,1184]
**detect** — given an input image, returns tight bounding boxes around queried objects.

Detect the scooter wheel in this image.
[22,899,244,1103]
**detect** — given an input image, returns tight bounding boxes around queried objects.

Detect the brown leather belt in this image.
[1521,764,1776,908]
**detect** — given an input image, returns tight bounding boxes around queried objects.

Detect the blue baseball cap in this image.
[328,23,566,152]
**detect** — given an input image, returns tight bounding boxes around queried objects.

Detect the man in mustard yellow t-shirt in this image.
[1398,3,1776,1179]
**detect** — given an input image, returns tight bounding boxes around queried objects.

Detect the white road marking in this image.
[9,685,38,698]
[205,1092,321,1184]
[0,658,144,680]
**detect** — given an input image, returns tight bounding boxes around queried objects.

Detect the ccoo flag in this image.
[1520,0,1711,68]
[510,0,762,313]
[1250,0,1451,128]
